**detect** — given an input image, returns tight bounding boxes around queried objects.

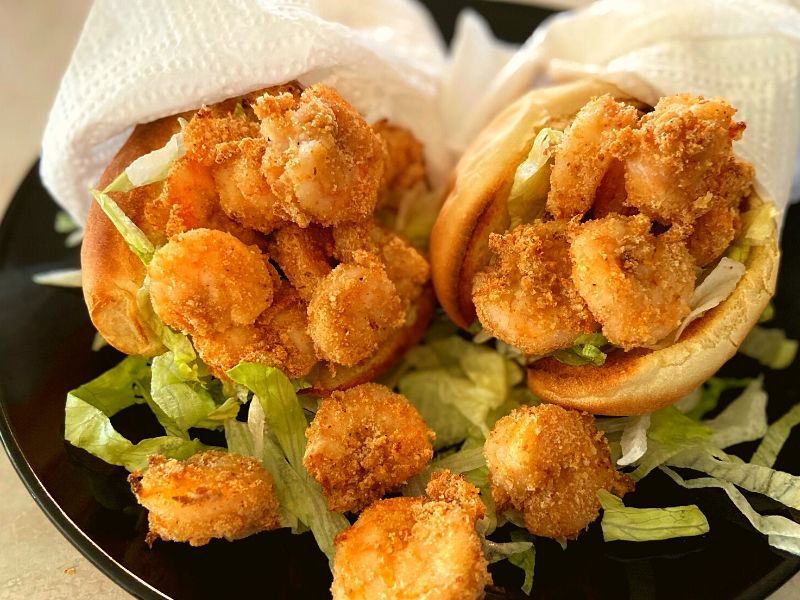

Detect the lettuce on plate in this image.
[598,490,709,542]
[739,326,799,369]
[507,127,563,229]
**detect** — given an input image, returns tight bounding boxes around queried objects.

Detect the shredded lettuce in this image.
[104,128,185,193]
[550,333,608,367]
[227,363,349,561]
[739,326,799,369]
[32,268,82,288]
[64,356,213,470]
[402,446,486,496]
[481,537,534,563]
[704,377,767,448]
[233,102,246,119]
[507,128,563,229]
[598,490,709,542]
[507,530,536,595]
[91,189,155,264]
[681,377,752,421]
[661,466,800,556]
[617,414,650,466]
[394,184,442,248]
[751,402,800,468]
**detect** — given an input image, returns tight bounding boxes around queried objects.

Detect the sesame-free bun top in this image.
[429,79,779,415]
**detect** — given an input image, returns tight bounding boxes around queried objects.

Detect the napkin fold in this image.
[41,0,800,224]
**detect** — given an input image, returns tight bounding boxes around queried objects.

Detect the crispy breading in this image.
[129,451,281,547]
[303,383,434,513]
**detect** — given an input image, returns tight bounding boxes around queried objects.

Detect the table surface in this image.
[0,2,798,599]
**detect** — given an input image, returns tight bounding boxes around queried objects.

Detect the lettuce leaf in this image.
[661,466,800,556]
[616,414,650,466]
[226,363,349,561]
[64,356,212,470]
[104,128,185,193]
[32,268,82,288]
[91,189,155,265]
[507,530,536,595]
[598,490,709,542]
[751,402,800,468]
[550,333,607,367]
[507,127,563,229]
[680,377,751,421]
[704,377,767,448]
[401,446,486,496]
[739,326,799,370]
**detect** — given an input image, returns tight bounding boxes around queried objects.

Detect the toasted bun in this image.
[82,115,186,356]
[81,104,434,386]
[429,79,780,415]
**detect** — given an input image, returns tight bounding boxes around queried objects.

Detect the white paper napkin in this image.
[41,0,800,224]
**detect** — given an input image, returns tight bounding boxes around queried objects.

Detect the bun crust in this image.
[82,115,187,356]
[429,79,780,415]
[81,107,433,385]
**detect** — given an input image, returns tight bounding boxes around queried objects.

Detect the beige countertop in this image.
[0,2,798,599]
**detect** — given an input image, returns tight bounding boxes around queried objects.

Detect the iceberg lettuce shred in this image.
[507,127,563,229]
[739,326,799,369]
[598,490,709,542]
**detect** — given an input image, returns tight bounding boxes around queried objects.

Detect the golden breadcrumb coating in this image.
[148,228,274,337]
[485,404,633,540]
[129,450,281,547]
[268,223,334,302]
[569,214,695,349]
[473,220,597,355]
[303,383,434,513]
[331,477,490,600]
[256,84,387,227]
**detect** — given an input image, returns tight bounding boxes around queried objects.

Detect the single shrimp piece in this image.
[547,95,639,219]
[303,383,434,513]
[129,450,281,547]
[591,159,637,219]
[192,283,318,379]
[267,223,334,302]
[255,84,387,227]
[372,119,426,211]
[472,220,598,356]
[148,228,274,337]
[624,94,753,225]
[484,404,633,540]
[569,214,695,349]
[687,203,741,267]
[213,137,286,234]
[333,220,429,310]
[307,252,406,366]
[182,105,261,167]
[331,477,491,600]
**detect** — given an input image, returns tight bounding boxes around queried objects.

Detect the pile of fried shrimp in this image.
[473,94,754,356]
[140,83,430,379]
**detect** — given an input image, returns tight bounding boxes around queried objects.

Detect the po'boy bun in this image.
[430,79,779,415]
[82,85,434,392]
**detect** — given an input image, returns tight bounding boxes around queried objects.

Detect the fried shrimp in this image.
[213,137,285,234]
[303,383,434,513]
[129,450,281,547]
[569,214,695,349]
[687,203,741,267]
[192,283,317,378]
[331,477,490,600]
[373,119,426,206]
[484,404,633,540]
[547,95,639,219]
[624,94,753,225]
[268,224,334,302]
[307,252,406,366]
[333,220,429,309]
[472,220,597,355]
[256,84,387,227]
[148,228,274,337]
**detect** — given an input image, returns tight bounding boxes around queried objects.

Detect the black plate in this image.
[2,2,800,598]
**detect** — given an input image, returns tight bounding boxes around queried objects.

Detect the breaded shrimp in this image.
[256,84,387,227]
[333,220,429,309]
[624,94,753,224]
[146,156,260,245]
[192,283,318,379]
[569,214,695,349]
[148,228,274,337]
[372,119,426,210]
[547,95,639,219]
[331,479,490,600]
[267,224,334,302]
[129,450,281,547]
[303,383,434,513]
[592,159,637,219]
[213,137,285,234]
[307,252,405,366]
[472,220,598,356]
[182,105,261,167]
[425,470,485,524]
[484,404,633,540]
[687,203,741,267]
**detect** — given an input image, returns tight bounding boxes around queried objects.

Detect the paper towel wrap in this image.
[41,0,800,225]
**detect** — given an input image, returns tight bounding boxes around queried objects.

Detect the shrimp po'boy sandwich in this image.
[430,79,779,415]
[82,82,435,391]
